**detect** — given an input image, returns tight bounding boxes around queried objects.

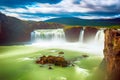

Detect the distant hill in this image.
[0,12,63,44]
[45,17,120,26]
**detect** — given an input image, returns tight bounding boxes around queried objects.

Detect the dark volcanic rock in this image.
[83,27,98,43]
[104,29,120,80]
[64,26,83,42]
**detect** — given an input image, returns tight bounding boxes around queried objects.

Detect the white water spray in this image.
[79,29,84,43]
[95,29,104,44]
[31,28,104,55]
[31,29,65,42]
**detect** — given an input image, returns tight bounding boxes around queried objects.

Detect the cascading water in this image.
[31,31,36,41]
[31,29,65,42]
[79,29,84,43]
[31,28,105,55]
[78,28,105,55]
[95,29,104,44]
[93,29,105,53]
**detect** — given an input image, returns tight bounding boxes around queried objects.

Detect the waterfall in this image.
[95,30,101,41]
[95,29,104,44]
[31,29,65,42]
[79,29,84,43]
[93,29,105,53]
[31,31,35,41]
[31,28,105,55]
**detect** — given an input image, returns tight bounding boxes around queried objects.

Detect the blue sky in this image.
[0,0,120,21]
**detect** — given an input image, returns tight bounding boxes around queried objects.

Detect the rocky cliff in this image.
[64,26,83,42]
[104,29,120,80]
[83,27,98,43]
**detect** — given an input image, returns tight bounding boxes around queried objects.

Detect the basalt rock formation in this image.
[104,29,120,80]
[64,26,82,42]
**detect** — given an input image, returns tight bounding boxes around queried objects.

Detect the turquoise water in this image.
[0,46,103,80]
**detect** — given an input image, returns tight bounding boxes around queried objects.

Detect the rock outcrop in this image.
[104,29,120,80]
[83,27,98,43]
[36,55,69,67]
[64,26,82,42]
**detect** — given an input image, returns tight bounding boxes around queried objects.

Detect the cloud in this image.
[19,16,57,21]
[77,14,120,19]
[1,10,57,21]
[0,0,120,21]
[0,0,62,8]
[80,0,120,12]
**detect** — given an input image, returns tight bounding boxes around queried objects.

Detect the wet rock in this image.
[48,66,53,69]
[83,27,98,43]
[58,51,64,56]
[36,55,69,67]
[64,26,83,42]
[82,54,89,58]
[58,51,64,55]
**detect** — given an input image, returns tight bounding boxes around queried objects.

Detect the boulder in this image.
[36,55,69,67]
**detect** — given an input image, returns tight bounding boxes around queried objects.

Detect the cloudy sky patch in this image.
[0,0,120,21]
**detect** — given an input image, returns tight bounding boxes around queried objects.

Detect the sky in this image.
[0,0,120,21]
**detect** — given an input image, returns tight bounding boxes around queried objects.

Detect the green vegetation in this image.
[100,25,120,29]
[0,46,103,80]
[45,17,120,27]
[63,25,82,31]
[63,25,120,29]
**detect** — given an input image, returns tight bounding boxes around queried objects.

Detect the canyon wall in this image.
[104,29,120,80]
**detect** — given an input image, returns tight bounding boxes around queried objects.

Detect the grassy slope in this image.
[0,46,103,80]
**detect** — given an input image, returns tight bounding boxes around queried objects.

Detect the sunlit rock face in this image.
[83,27,98,43]
[104,29,120,80]
[64,27,83,42]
